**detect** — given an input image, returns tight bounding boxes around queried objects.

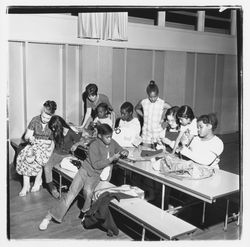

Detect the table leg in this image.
[202,202,206,225]
[142,227,145,241]
[124,169,127,184]
[224,199,229,231]
[59,173,62,198]
[161,184,165,210]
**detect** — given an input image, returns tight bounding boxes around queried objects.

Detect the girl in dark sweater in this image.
[39,123,128,231]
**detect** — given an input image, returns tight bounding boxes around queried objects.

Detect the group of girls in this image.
[15,80,224,232]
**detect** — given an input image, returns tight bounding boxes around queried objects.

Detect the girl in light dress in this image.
[135,80,171,147]
[16,100,57,196]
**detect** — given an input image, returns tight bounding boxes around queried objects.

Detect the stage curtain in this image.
[78,12,128,41]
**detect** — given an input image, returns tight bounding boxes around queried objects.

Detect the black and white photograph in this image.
[1,0,247,244]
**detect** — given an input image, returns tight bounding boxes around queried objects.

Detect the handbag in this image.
[72,145,87,161]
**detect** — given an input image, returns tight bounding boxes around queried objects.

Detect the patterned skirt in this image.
[16,139,54,176]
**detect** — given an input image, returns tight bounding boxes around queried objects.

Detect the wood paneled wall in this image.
[8,43,238,163]
[8,42,238,142]
[112,48,238,135]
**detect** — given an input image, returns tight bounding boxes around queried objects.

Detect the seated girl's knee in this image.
[84,188,93,197]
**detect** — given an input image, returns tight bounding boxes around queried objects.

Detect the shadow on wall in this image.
[218,132,240,174]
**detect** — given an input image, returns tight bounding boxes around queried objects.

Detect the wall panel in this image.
[98,46,113,104]
[185,53,196,108]
[112,48,126,115]
[164,51,187,106]
[154,51,165,99]
[221,55,238,133]
[80,45,99,117]
[213,55,224,133]
[26,43,62,122]
[8,42,25,139]
[81,45,99,90]
[195,54,215,117]
[126,49,153,108]
[66,45,80,125]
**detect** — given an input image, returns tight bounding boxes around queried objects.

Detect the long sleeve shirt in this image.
[83,138,123,177]
[54,128,82,155]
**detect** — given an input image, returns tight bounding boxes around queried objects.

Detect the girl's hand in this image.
[110,153,121,163]
[71,144,78,152]
[119,150,129,158]
[29,136,35,144]
[161,137,171,146]
[180,134,189,146]
[156,137,163,145]
[89,121,96,128]
[75,126,84,132]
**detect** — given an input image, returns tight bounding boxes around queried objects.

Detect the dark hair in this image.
[96,102,110,114]
[177,105,195,121]
[86,83,98,96]
[43,100,57,115]
[146,80,159,95]
[165,106,180,130]
[120,101,133,113]
[96,123,113,136]
[48,115,70,147]
[198,113,218,131]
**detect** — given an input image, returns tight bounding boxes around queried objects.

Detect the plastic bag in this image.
[159,154,214,179]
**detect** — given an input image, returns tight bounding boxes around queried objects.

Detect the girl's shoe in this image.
[39,216,51,231]
[31,180,42,192]
[51,188,60,199]
[79,211,86,222]
[19,186,30,197]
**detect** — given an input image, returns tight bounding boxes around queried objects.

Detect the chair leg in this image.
[202,202,206,225]
[237,212,240,226]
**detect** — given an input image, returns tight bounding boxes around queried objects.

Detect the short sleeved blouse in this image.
[180,118,198,136]
[86,94,113,119]
[27,115,52,140]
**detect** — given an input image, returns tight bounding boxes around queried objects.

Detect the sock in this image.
[47,182,54,192]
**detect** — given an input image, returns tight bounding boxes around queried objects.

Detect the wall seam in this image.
[192,53,197,110]
[23,42,28,128]
[212,54,218,113]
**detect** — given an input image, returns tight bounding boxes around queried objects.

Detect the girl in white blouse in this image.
[161,113,224,169]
